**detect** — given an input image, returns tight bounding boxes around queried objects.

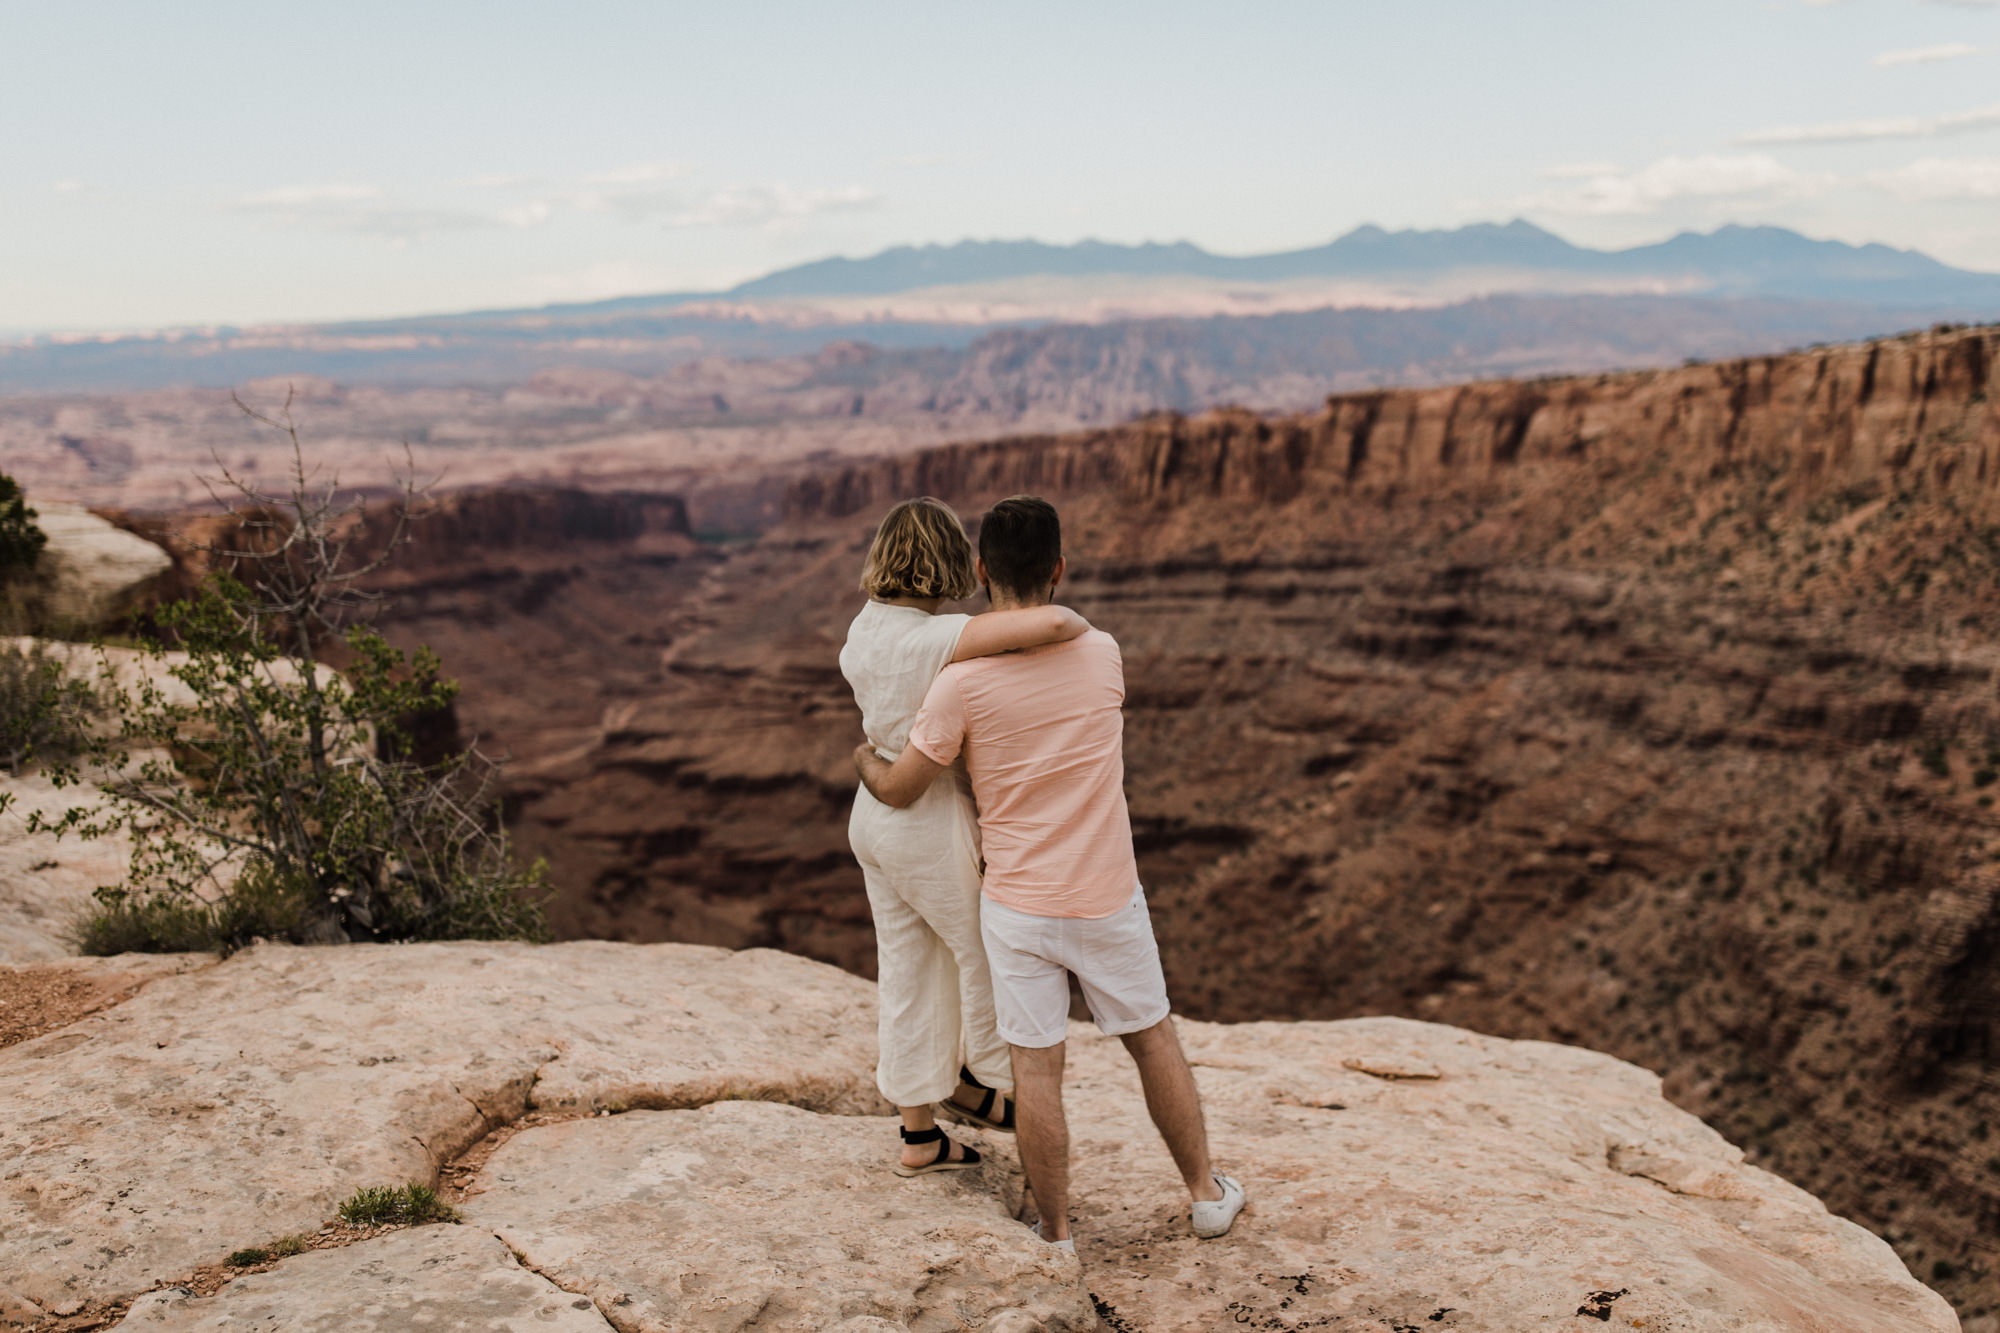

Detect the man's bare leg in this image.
[1120,1017,1223,1202]
[1011,1040,1071,1240]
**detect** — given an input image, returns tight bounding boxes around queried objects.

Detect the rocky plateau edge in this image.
[0,942,1959,1332]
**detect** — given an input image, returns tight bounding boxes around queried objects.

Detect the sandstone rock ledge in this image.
[0,943,1955,1332]
[18,503,171,631]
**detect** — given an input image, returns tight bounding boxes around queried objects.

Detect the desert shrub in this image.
[337,1182,456,1227]
[0,473,46,582]
[35,397,550,953]
[72,859,315,956]
[49,581,551,953]
[0,640,103,819]
[224,1234,308,1267]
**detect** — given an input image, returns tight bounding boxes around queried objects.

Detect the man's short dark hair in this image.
[978,495,1061,597]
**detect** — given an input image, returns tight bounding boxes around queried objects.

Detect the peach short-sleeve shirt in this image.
[907,628,1137,919]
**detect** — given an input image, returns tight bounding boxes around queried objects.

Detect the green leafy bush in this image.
[34,401,550,953]
[1,639,102,777]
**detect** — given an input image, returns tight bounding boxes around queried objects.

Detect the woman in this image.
[841,496,1090,1176]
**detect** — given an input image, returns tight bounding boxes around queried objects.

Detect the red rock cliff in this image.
[788,325,1998,520]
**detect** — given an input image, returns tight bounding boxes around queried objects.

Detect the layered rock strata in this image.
[0,944,1956,1331]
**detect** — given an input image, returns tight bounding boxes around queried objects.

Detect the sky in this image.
[4,0,2000,333]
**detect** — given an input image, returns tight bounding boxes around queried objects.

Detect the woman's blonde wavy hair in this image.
[860,497,978,601]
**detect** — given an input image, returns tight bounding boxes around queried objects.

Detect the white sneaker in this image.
[1191,1173,1246,1238]
[1030,1218,1076,1253]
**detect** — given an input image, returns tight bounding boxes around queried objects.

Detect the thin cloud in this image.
[570,163,695,222]
[1538,161,1621,181]
[498,199,555,228]
[231,168,878,242]
[664,183,879,230]
[1517,154,1829,216]
[231,182,529,243]
[238,183,381,208]
[1875,43,1978,67]
[583,162,690,187]
[1739,102,2000,145]
[1869,155,2000,197]
[452,172,535,189]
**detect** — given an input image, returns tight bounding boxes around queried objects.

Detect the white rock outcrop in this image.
[0,942,1959,1332]
[19,503,170,629]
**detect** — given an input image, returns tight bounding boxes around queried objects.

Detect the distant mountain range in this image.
[4,221,1998,396]
[633,219,2000,310]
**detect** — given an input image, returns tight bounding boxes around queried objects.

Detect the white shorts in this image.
[980,883,1171,1049]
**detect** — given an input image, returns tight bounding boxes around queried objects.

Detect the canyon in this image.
[291,323,1999,1319]
[8,321,1998,1323]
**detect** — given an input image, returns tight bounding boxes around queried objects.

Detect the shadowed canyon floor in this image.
[0,945,1957,1331]
[345,325,2000,1319]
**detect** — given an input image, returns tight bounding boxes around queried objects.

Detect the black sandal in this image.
[894,1125,982,1178]
[938,1064,1017,1134]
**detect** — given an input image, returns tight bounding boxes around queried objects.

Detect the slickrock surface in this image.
[0,941,880,1314]
[23,503,170,629]
[0,953,209,1050]
[1071,1017,1956,1332]
[117,1227,617,1332]
[463,1100,1090,1333]
[0,943,1956,1331]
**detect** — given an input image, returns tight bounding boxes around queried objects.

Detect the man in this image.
[853,495,1245,1251]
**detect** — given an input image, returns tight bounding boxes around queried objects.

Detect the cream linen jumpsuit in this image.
[841,600,1012,1106]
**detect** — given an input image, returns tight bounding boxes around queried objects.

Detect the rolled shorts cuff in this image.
[1091,999,1172,1038]
[993,1015,1070,1049]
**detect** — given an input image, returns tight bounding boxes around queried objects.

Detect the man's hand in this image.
[853,740,947,809]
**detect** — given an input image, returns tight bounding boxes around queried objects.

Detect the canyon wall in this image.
[789,323,1996,520]
[485,325,2000,1318]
